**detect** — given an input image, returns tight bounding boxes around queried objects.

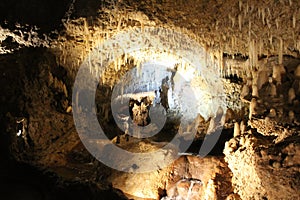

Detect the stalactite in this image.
[226,67,230,77]
[262,8,265,25]
[275,18,279,30]
[259,38,263,56]
[229,14,235,28]
[238,14,242,31]
[269,34,273,47]
[278,38,283,65]
[231,36,235,48]
[248,20,251,40]
[292,14,296,29]
[253,40,258,67]
[217,50,224,77]
[267,7,271,17]
[266,18,271,29]
[239,0,243,11]
[243,2,248,17]
[117,16,123,31]
[249,39,258,68]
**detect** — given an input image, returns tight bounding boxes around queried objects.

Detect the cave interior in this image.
[0,0,300,200]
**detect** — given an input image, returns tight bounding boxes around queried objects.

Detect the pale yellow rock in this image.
[240,121,245,135]
[288,110,295,122]
[294,64,300,78]
[252,84,259,97]
[233,122,240,137]
[66,106,72,113]
[269,108,276,118]
[249,98,257,120]
[288,88,296,104]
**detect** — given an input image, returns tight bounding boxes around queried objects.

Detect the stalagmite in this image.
[178,125,184,135]
[224,109,234,122]
[257,71,269,90]
[288,110,295,122]
[270,83,277,97]
[288,88,296,104]
[252,84,259,97]
[186,124,191,133]
[241,84,249,99]
[240,136,246,146]
[272,64,285,85]
[249,98,257,120]
[233,122,240,137]
[251,70,259,97]
[269,108,276,118]
[240,120,246,134]
[294,64,300,78]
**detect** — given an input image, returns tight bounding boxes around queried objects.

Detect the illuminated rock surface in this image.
[0,0,300,199]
